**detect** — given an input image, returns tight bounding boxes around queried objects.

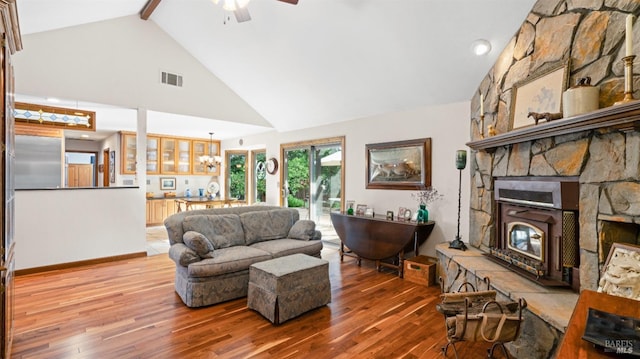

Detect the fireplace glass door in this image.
[507,222,544,261]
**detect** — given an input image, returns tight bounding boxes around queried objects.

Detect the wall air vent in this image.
[161,71,183,87]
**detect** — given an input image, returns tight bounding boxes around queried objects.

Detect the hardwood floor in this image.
[11,248,502,358]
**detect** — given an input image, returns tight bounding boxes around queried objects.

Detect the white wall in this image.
[223,101,471,256]
[66,139,101,152]
[15,187,146,270]
[13,15,269,128]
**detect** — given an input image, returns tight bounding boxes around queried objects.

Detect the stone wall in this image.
[469,0,640,291]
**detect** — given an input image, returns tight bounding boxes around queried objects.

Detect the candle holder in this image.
[615,55,637,105]
[479,114,485,139]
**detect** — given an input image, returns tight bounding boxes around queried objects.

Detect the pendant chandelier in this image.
[199,132,222,171]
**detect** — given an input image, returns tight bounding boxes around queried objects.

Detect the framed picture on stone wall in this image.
[509,59,570,130]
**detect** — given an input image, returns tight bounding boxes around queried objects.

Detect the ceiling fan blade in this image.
[234,6,251,22]
[277,0,298,4]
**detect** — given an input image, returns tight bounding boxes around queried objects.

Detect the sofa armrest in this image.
[168,243,201,267]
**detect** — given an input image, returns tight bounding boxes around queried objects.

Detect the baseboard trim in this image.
[15,252,148,276]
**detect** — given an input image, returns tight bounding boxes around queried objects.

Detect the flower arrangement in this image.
[412,187,443,206]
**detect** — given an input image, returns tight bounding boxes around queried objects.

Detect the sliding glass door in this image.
[281,137,344,229]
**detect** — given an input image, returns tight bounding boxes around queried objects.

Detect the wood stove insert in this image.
[489,177,580,291]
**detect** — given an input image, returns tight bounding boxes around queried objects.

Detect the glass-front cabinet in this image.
[161,138,176,173]
[146,136,159,174]
[177,139,191,174]
[121,133,137,174]
[119,132,220,176]
[192,140,208,175]
[192,139,220,176]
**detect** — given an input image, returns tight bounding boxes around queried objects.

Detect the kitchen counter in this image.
[17,186,139,191]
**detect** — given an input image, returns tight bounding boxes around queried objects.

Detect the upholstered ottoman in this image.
[247,253,330,324]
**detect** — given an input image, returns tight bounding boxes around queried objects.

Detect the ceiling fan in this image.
[213,0,299,23]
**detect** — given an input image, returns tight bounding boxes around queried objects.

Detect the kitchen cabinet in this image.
[147,199,167,226]
[121,133,136,174]
[146,198,179,226]
[146,136,159,174]
[67,164,93,187]
[192,139,220,176]
[160,138,176,174]
[166,199,178,217]
[177,139,191,174]
[145,200,152,223]
[120,132,219,176]
[121,132,161,175]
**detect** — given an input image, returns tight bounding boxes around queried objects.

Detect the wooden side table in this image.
[329,212,435,277]
[555,290,640,358]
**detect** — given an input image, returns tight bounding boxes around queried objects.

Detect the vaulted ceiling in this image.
[14,0,536,140]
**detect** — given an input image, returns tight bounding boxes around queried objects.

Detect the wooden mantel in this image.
[467,100,640,151]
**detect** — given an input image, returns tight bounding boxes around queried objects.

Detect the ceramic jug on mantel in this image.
[562,77,599,118]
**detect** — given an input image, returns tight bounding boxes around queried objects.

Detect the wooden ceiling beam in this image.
[140,0,162,20]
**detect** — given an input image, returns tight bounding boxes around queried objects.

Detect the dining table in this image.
[175,197,240,211]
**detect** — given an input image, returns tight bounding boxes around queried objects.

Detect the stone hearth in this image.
[436,243,577,359]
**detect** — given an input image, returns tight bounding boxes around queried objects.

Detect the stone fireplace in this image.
[438,2,640,357]
[442,102,640,359]
[468,103,640,292]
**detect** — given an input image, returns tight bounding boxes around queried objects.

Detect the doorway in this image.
[251,150,266,204]
[103,148,110,187]
[66,152,97,187]
[226,150,248,202]
[281,137,344,246]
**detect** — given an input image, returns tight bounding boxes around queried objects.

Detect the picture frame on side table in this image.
[355,204,367,216]
[366,138,431,190]
[404,209,412,221]
[509,59,570,130]
[386,211,394,220]
[398,207,406,221]
[160,177,176,190]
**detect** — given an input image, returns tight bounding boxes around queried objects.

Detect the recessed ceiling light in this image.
[46,97,60,103]
[471,39,492,56]
[80,134,89,138]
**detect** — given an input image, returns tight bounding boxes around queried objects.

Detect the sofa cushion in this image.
[288,220,317,241]
[187,246,272,278]
[240,209,295,245]
[183,231,214,258]
[250,238,323,258]
[168,243,202,266]
[183,214,245,249]
[164,206,288,245]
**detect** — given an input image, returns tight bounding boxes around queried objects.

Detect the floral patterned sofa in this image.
[164,206,322,307]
